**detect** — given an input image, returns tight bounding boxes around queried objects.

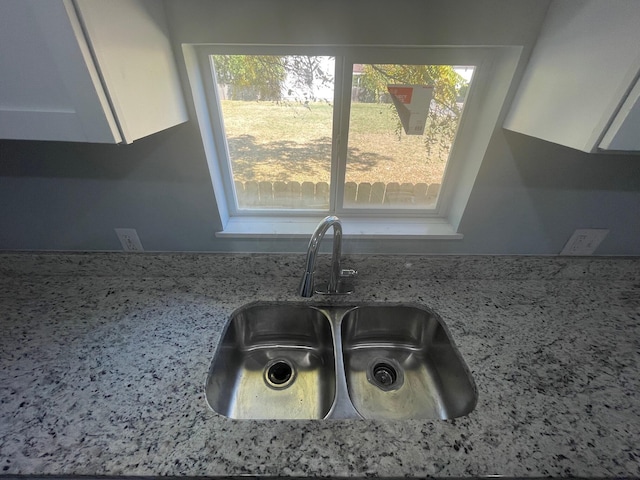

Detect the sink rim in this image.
[205,300,477,420]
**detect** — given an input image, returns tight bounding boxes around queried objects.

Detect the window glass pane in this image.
[344,64,474,209]
[211,55,335,210]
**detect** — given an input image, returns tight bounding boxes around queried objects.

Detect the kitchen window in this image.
[184,45,521,238]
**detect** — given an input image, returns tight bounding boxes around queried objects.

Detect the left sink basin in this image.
[205,303,336,419]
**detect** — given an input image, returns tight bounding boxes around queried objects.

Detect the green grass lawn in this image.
[220,100,451,185]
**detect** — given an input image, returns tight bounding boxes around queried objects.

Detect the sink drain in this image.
[264,359,296,389]
[367,359,404,391]
[373,363,397,386]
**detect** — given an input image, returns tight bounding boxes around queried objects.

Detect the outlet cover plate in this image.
[560,229,609,256]
[115,228,144,252]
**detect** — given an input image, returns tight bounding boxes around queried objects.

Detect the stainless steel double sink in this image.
[205,302,477,420]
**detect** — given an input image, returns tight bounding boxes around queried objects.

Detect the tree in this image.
[357,64,469,157]
[212,55,333,103]
[212,55,286,100]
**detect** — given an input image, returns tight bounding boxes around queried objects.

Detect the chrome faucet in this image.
[299,215,355,297]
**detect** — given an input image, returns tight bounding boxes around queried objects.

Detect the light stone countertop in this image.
[0,253,639,478]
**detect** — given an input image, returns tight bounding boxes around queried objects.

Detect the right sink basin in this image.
[341,305,477,420]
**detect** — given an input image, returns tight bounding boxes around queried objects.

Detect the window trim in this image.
[183,43,523,238]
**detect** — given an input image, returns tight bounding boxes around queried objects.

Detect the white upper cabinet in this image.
[0,0,187,144]
[503,0,640,153]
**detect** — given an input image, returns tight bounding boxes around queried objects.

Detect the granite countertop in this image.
[1,253,639,478]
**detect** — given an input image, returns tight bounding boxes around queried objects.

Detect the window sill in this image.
[216,216,463,239]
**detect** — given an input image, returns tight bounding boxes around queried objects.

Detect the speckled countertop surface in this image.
[1,253,639,478]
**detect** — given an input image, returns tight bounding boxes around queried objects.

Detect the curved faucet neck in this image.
[299,216,342,297]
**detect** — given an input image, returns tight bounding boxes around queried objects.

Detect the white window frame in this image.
[183,44,522,239]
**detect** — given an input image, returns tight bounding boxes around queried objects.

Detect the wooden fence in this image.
[234,181,440,208]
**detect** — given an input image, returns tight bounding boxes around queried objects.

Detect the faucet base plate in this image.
[315,280,354,295]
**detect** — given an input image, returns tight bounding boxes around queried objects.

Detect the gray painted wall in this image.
[1,0,639,254]
[2,125,639,254]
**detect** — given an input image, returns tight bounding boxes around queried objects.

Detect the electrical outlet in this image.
[560,229,609,256]
[115,228,144,252]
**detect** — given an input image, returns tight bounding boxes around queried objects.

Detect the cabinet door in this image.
[503,0,640,153]
[0,0,122,143]
[74,0,188,143]
[599,79,640,151]
[0,0,187,144]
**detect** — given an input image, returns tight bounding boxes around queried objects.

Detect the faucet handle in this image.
[340,268,358,278]
[315,268,357,295]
